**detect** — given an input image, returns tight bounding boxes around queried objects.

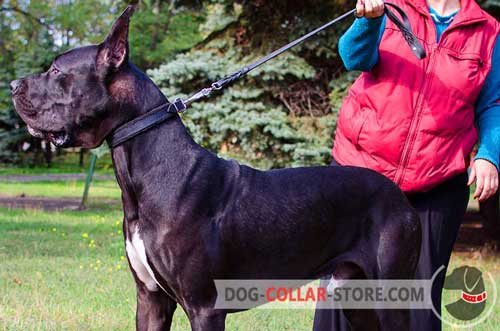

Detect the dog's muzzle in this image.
[26,126,71,147]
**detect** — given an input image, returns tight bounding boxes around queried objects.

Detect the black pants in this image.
[312,161,469,331]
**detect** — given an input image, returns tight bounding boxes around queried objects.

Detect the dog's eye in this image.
[49,67,61,75]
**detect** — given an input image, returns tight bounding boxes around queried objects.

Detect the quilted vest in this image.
[333,0,500,192]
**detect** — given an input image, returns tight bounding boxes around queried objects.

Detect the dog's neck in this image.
[108,63,168,119]
[109,66,221,221]
[109,63,207,164]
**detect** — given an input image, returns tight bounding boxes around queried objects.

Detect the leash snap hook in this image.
[211,82,223,90]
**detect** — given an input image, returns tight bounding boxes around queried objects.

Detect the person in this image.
[313,0,499,330]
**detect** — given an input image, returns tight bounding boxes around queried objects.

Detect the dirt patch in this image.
[0,195,119,211]
[0,174,114,182]
[0,196,82,211]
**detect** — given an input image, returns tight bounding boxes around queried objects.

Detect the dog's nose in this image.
[10,79,22,94]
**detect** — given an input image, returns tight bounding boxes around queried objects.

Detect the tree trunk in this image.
[163,0,175,36]
[79,148,86,167]
[150,0,162,51]
[151,0,175,52]
[43,140,52,168]
[32,139,43,166]
[0,0,5,55]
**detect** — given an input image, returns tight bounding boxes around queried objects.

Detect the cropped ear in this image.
[97,5,135,71]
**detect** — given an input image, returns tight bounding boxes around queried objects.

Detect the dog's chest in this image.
[125,226,164,292]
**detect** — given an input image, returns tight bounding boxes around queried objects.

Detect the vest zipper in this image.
[394,44,439,186]
[393,15,488,186]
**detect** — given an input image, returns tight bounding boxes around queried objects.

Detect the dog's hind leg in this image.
[328,261,381,331]
[136,284,177,331]
[371,208,420,331]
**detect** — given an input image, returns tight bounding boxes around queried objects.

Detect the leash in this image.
[108,2,425,149]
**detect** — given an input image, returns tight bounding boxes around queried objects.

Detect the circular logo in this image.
[431,265,497,328]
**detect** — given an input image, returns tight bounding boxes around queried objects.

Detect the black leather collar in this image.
[107,99,186,148]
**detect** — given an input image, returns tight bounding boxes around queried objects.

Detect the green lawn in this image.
[0,207,498,330]
[0,208,314,330]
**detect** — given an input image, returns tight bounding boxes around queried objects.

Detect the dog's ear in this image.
[97,5,135,71]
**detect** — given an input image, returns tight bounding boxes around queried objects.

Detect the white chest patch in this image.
[126,228,162,292]
[327,276,349,295]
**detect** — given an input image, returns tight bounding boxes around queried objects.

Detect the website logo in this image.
[434,265,496,328]
[213,264,497,328]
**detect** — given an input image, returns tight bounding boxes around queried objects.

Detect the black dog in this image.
[11,6,420,331]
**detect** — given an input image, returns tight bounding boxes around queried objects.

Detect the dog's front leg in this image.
[188,312,227,331]
[136,284,177,331]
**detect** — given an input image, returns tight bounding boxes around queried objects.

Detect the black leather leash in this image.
[108,2,426,149]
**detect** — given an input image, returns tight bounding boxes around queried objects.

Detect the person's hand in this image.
[468,159,499,202]
[355,0,385,18]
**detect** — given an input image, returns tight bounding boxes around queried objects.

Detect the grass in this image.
[0,209,134,330]
[0,208,315,331]
[1,207,499,330]
[0,180,121,200]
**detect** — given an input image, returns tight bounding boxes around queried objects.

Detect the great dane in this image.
[10,6,421,331]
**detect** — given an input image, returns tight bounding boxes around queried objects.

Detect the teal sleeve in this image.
[338,16,387,72]
[474,36,500,170]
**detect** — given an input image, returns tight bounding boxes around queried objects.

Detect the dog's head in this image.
[444,266,483,292]
[10,6,139,148]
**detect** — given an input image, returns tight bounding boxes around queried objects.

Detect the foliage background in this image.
[0,0,498,169]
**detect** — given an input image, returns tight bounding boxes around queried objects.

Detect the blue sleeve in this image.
[474,36,500,170]
[338,16,387,72]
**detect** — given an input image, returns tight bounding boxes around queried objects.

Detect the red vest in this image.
[333,0,499,192]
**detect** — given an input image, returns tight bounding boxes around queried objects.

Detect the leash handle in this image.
[384,2,426,59]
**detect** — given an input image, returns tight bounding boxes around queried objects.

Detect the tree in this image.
[149,0,354,168]
[480,0,500,16]
[0,0,498,167]
[0,1,54,164]
[0,0,204,166]
[128,0,204,68]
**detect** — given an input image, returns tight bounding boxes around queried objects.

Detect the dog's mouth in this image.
[27,126,71,147]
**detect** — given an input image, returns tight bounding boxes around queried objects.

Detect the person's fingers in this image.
[474,172,484,199]
[373,0,385,17]
[467,166,476,186]
[365,0,375,18]
[479,176,491,201]
[477,171,491,201]
[356,0,365,17]
[492,174,499,194]
[483,173,500,201]
[355,0,384,18]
